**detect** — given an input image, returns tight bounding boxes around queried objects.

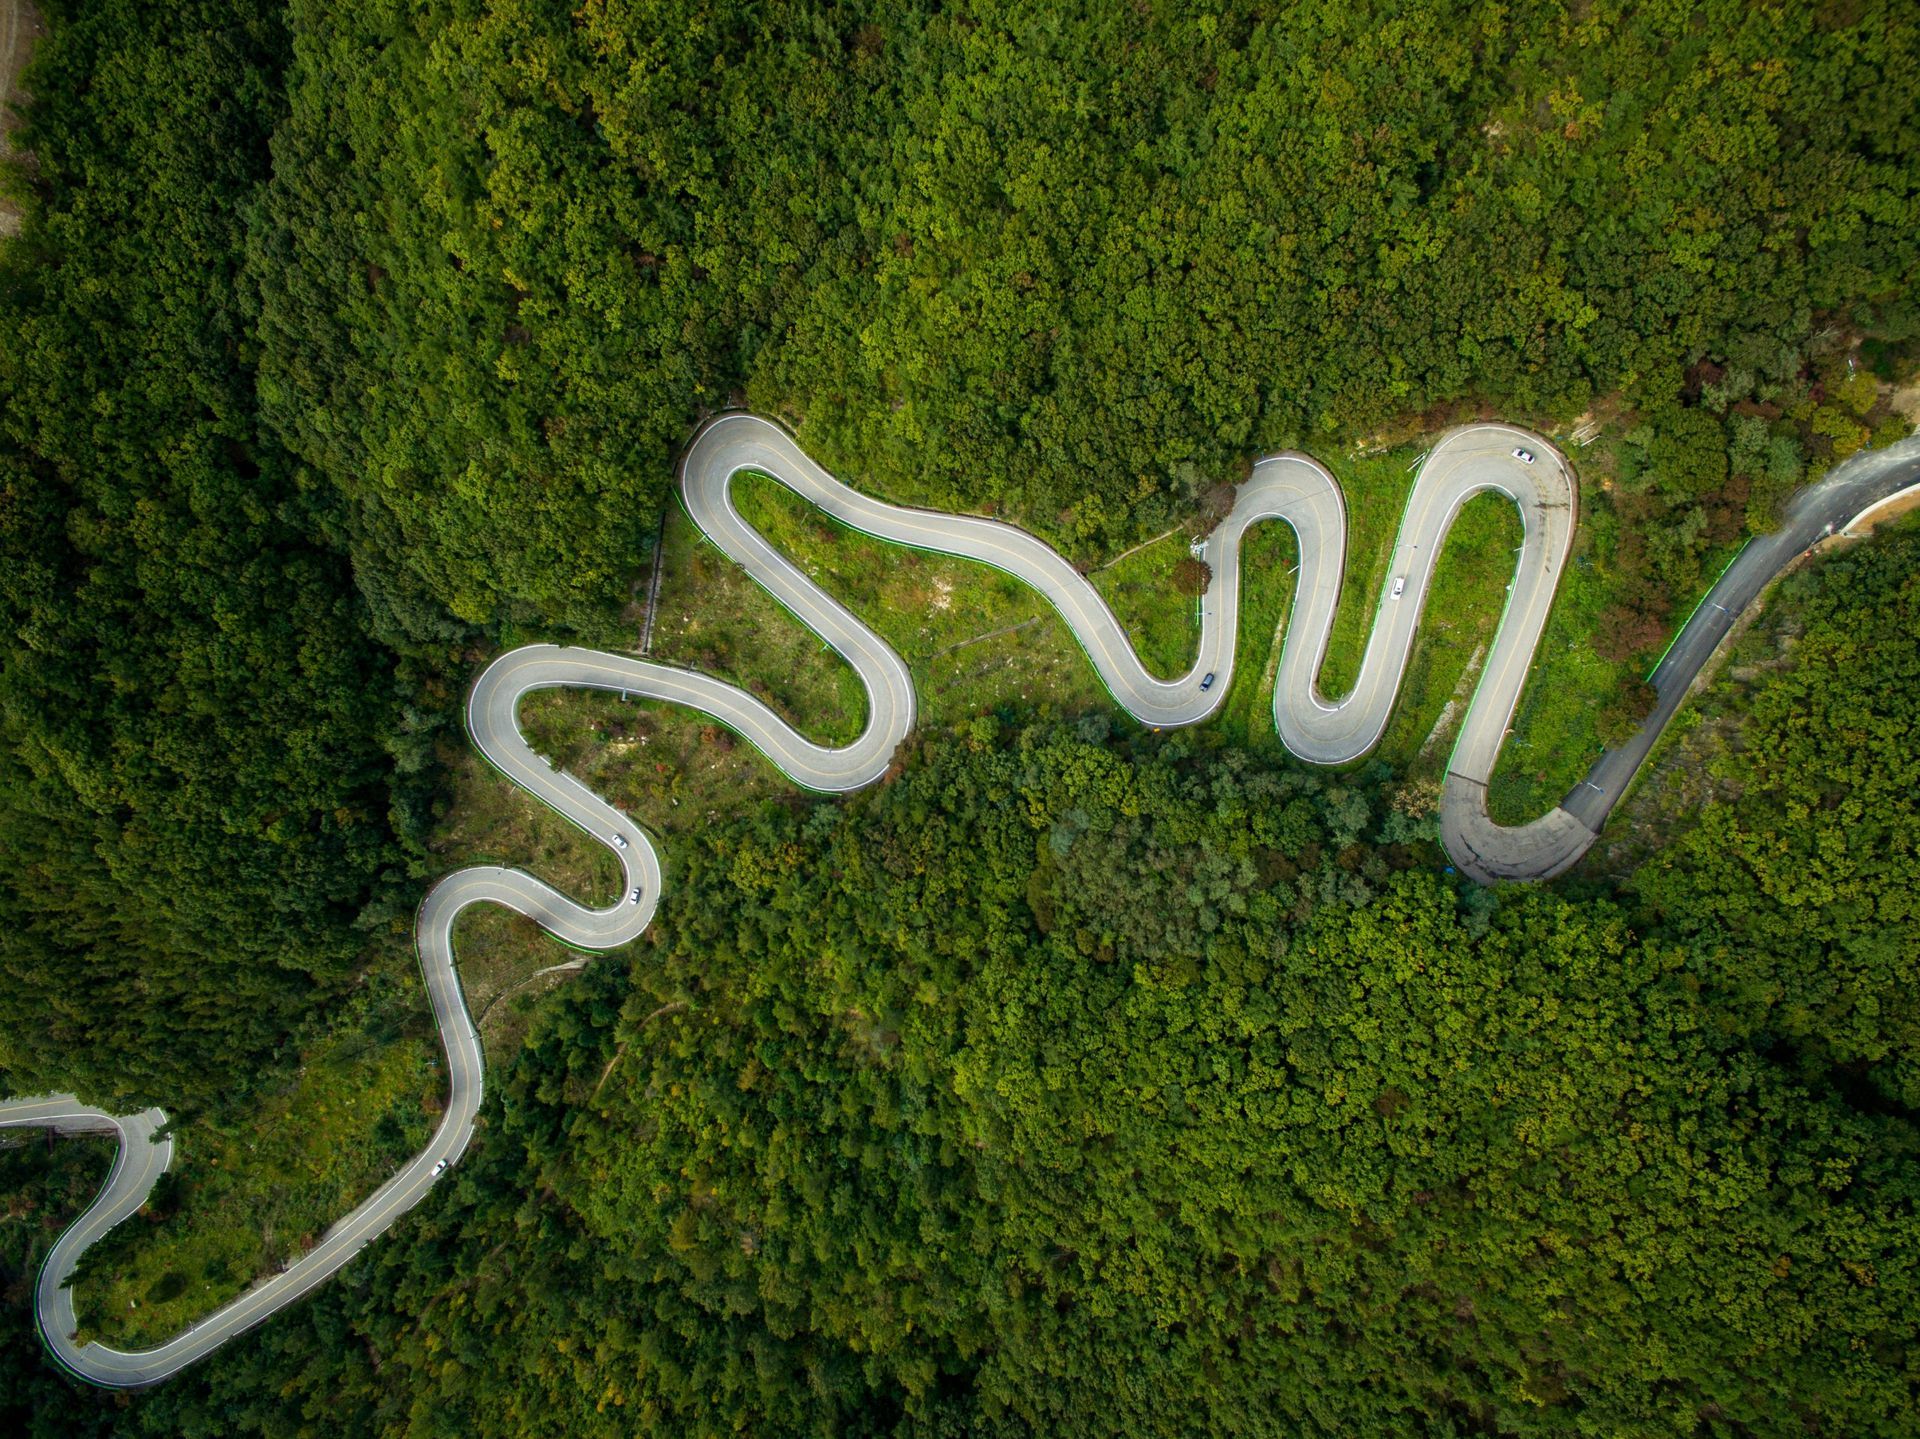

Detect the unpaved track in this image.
[10,414,1919,1386]
[0,0,46,237]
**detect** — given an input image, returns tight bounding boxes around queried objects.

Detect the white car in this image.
[1512,448,1536,464]
[628,887,643,905]
[431,1159,449,1177]
[1391,577,1406,599]
[611,833,629,849]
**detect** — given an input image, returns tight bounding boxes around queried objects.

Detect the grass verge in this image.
[723,471,1109,727]
[1213,521,1302,760]
[648,498,866,745]
[1092,531,1201,679]
[1485,538,1624,823]
[1373,493,1524,777]
[71,953,438,1349]
[1315,445,1433,697]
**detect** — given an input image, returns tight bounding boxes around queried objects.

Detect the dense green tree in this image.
[0,1136,119,1439]
[0,0,415,1106]
[74,726,1919,1438]
[2,3,1919,1431]
[247,0,1920,644]
[1632,524,1920,1111]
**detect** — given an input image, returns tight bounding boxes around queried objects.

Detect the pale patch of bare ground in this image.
[0,1,37,125]
[1889,379,1920,432]
[0,1,47,238]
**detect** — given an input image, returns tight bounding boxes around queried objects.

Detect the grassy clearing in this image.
[460,906,591,1062]
[1371,493,1525,777]
[1485,536,1626,823]
[649,499,866,745]
[1212,521,1301,759]
[527,687,792,840]
[724,471,1109,727]
[432,745,622,905]
[1091,531,1201,679]
[72,953,438,1349]
[1315,445,1433,697]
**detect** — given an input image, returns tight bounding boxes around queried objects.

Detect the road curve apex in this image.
[27,412,1904,1382]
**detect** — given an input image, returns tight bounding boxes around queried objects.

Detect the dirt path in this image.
[1,0,47,238]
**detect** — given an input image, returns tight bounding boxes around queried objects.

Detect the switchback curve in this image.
[11,414,1920,1386]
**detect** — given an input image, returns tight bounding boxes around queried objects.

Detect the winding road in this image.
[6,414,1919,1387]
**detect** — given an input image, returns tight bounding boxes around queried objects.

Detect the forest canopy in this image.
[1,1,1918,1434]
[40,663,1920,1437]
[250,0,1920,647]
[0,0,420,1108]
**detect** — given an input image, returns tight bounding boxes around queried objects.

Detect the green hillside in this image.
[1,1,1917,1433]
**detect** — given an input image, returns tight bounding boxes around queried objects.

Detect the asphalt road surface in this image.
[1560,434,1920,835]
[9,414,1918,1386]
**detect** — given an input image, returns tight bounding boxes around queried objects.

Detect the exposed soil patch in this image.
[0,0,47,238]
[1418,643,1485,762]
[1888,379,1920,430]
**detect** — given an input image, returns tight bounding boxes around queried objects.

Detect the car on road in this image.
[431,1159,449,1177]
[629,887,643,905]
[1512,448,1535,463]
[1391,576,1406,599]
[1200,672,1216,691]
[611,833,629,849]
